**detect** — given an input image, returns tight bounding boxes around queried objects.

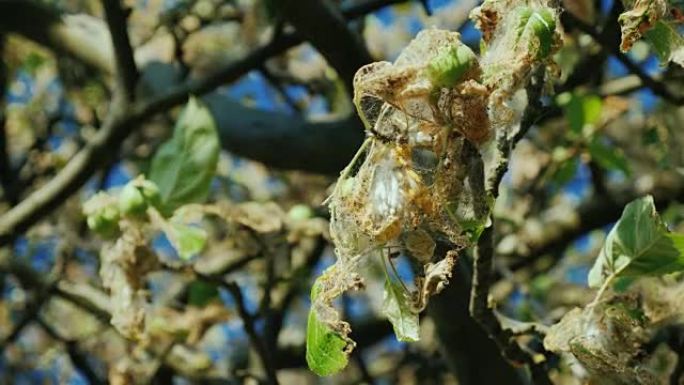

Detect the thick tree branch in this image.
[204,94,363,174]
[427,252,526,385]
[278,0,374,95]
[102,0,138,100]
[471,228,552,385]
[0,0,410,243]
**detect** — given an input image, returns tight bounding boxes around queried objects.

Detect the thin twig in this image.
[102,0,138,100]
[562,12,684,105]
[224,281,280,385]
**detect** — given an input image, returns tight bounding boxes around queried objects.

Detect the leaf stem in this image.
[381,249,411,296]
[323,137,372,205]
[588,263,628,307]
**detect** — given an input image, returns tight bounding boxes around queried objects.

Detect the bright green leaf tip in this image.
[515,6,556,58]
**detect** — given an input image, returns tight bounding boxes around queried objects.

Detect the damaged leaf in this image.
[643,20,684,66]
[618,0,684,67]
[383,275,420,342]
[414,250,458,312]
[545,280,684,384]
[306,277,352,376]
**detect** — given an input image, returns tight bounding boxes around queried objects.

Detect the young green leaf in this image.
[165,222,208,260]
[149,96,220,213]
[514,6,556,58]
[588,195,684,291]
[306,280,350,376]
[383,276,420,342]
[83,192,120,239]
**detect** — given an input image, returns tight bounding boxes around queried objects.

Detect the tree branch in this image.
[278,0,374,95]
[102,0,138,100]
[508,184,684,273]
[469,71,553,385]
[561,12,684,105]
[0,0,410,244]
[224,281,280,385]
[470,228,552,385]
[204,94,363,174]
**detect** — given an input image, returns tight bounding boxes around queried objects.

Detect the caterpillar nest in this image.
[307,0,561,375]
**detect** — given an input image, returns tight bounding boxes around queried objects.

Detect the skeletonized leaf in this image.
[149,96,219,212]
[414,251,458,311]
[588,195,684,288]
[383,276,420,342]
[618,0,684,67]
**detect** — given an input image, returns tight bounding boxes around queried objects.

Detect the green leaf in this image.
[643,20,684,66]
[149,96,220,213]
[514,6,556,58]
[588,195,684,288]
[165,222,208,260]
[560,93,602,136]
[383,276,420,342]
[306,280,349,376]
[187,280,219,307]
[588,138,630,175]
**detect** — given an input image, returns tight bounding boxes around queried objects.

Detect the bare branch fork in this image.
[468,71,553,385]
